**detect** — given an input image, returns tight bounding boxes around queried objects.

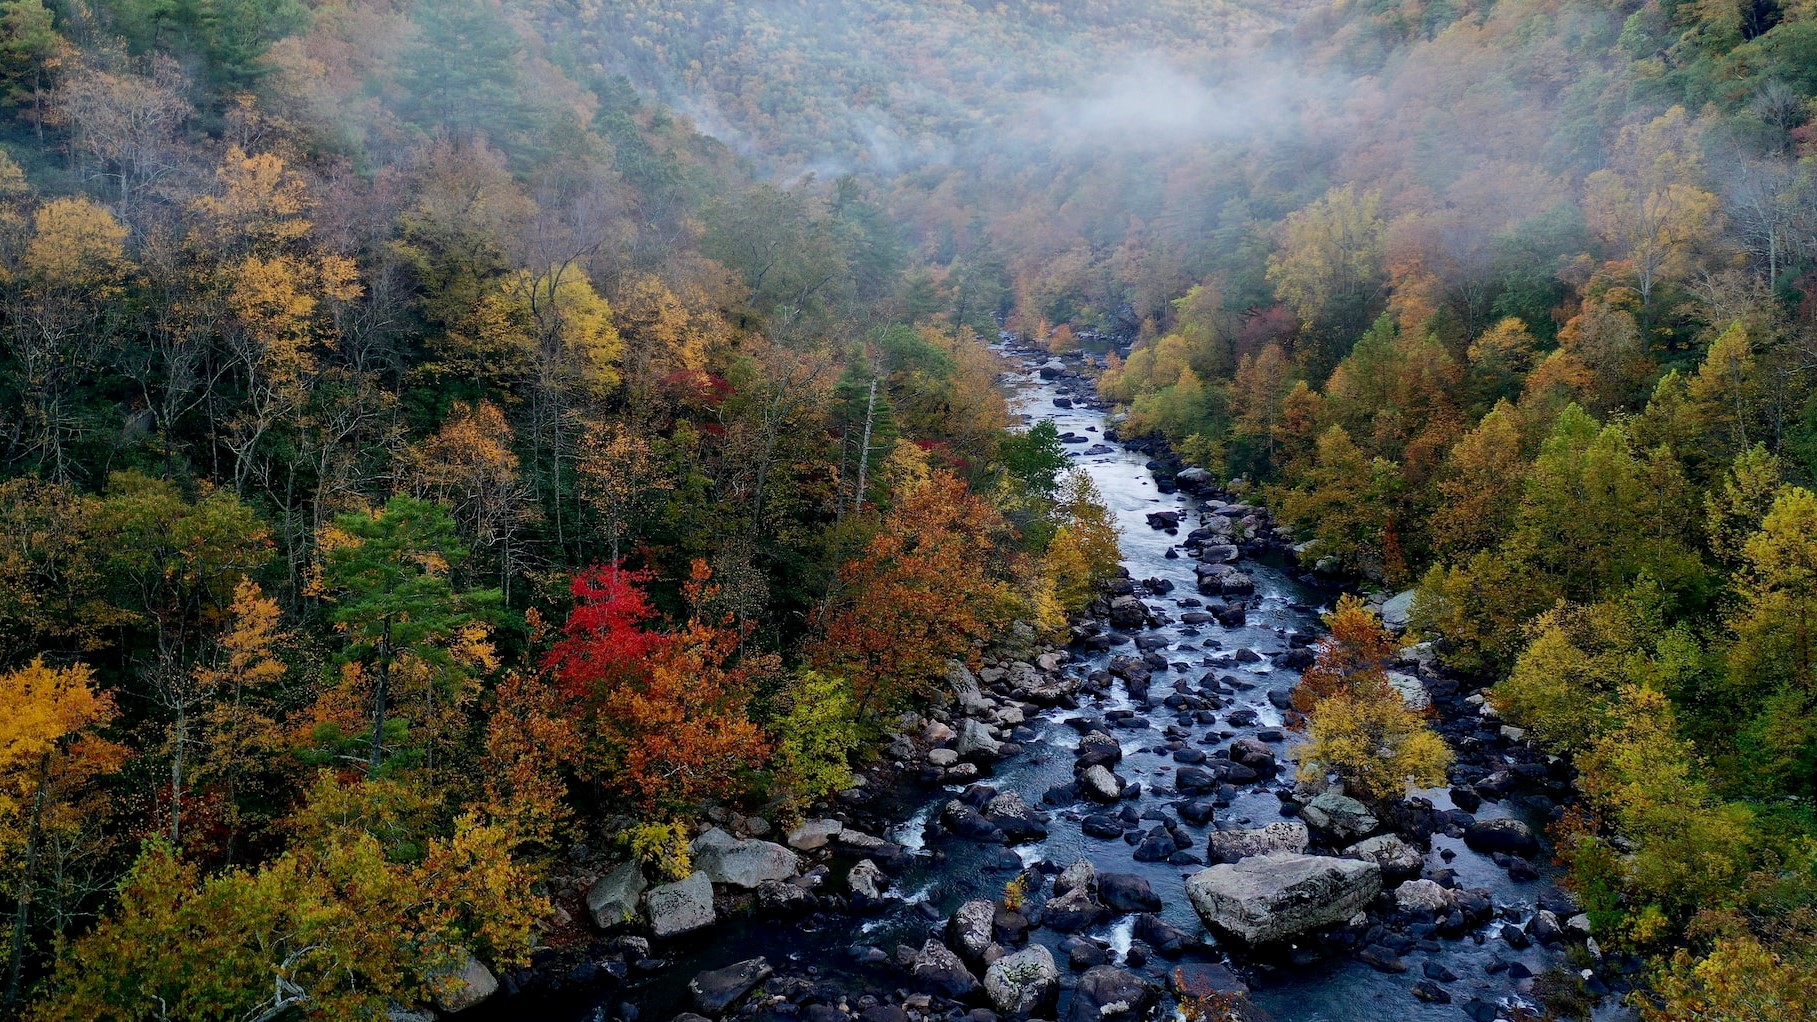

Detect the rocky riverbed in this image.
[467,346,1632,1022]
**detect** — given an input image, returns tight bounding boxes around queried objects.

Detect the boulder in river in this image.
[1097,872,1162,913]
[1108,596,1149,629]
[947,899,997,965]
[646,871,716,938]
[941,800,1006,843]
[1393,878,1456,914]
[1043,884,1108,931]
[1343,834,1425,879]
[1054,859,1096,897]
[1186,853,1382,944]
[984,791,1050,843]
[848,858,890,907]
[1078,764,1122,803]
[1209,821,1308,862]
[956,719,1004,762]
[1064,966,1156,1022]
[1075,732,1122,768]
[691,957,772,1016]
[1299,792,1379,842]
[900,939,979,998]
[1463,818,1540,857]
[983,945,1059,1016]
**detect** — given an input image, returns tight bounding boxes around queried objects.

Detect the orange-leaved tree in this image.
[1290,593,1400,720]
[545,560,773,818]
[810,469,1015,720]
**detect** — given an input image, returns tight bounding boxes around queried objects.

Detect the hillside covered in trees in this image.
[0,0,1132,1016]
[3,0,1817,1018]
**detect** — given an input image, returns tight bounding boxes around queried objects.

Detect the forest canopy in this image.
[4,0,1817,1017]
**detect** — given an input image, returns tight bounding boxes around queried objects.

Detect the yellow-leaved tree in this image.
[2,659,119,1011]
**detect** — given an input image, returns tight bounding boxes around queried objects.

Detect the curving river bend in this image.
[495,350,1584,1022]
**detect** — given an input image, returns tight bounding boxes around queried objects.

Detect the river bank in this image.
[467,345,1630,1022]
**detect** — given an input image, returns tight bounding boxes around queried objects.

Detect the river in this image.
[488,349,1581,1022]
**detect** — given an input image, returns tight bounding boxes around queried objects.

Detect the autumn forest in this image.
[2,0,1816,1019]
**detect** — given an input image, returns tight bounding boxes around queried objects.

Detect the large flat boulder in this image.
[1186,853,1381,944]
[691,828,800,889]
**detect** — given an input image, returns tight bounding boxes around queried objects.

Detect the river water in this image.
[498,353,1574,1022]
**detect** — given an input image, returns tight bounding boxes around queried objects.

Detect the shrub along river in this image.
[479,347,1620,1022]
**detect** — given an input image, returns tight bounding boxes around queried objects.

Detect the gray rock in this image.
[1463,818,1540,857]
[928,748,960,767]
[957,719,1004,762]
[1344,834,1424,878]
[947,899,997,964]
[1187,853,1382,944]
[1386,671,1430,711]
[947,660,988,712]
[691,828,801,889]
[1380,590,1417,630]
[1108,596,1149,629]
[585,860,647,930]
[1209,822,1309,862]
[786,818,844,851]
[901,939,979,998]
[755,878,810,914]
[848,858,889,906]
[1054,859,1096,897]
[1043,884,1108,931]
[983,791,1049,843]
[1299,792,1379,842]
[1079,764,1122,802]
[1075,732,1122,767]
[646,871,716,938]
[983,945,1059,1016]
[1393,879,1455,914]
[1228,737,1278,773]
[1019,671,1081,705]
[1097,872,1162,913]
[691,957,772,1015]
[429,952,498,1013]
[1063,966,1155,1022]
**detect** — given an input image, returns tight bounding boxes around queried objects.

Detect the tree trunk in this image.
[368,625,392,774]
[170,703,185,845]
[853,378,879,514]
[5,756,51,1011]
